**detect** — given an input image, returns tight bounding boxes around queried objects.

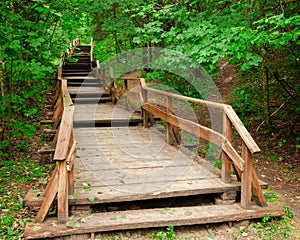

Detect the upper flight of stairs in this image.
[62,45,112,104]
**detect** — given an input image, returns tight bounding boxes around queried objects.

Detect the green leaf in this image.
[110,216,117,220]
[184,211,192,216]
[163,207,171,211]
[88,196,95,202]
[32,226,41,231]
[71,218,77,223]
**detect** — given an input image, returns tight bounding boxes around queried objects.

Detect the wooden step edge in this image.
[23,203,284,239]
[43,129,56,134]
[40,120,54,125]
[39,147,55,155]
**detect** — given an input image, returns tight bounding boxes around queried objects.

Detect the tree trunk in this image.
[262,64,271,130]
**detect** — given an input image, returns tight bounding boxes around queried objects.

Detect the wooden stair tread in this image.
[23,203,284,239]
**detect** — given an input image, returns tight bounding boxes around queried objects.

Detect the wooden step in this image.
[71,97,112,104]
[65,77,98,83]
[64,63,91,67]
[62,70,91,73]
[67,82,101,87]
[62,72,91,77]
[23,203,284,239]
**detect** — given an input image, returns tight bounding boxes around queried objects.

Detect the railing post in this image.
[166,96,173,145]
[142,89,149,127]
[109,67,116,104]
[57,160,68,224]
[222,112,232,183]
[241,141,252,209]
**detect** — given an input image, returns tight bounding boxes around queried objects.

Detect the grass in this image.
[0,157,48,239]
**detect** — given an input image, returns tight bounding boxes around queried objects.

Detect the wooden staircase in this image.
[23,39,284,239]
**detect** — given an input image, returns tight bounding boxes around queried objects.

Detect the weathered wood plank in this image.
[224,105,261,154]
[222,113,232,183]
[34,167,58,223]
[24,203,284,239]
[241,142,252,209]
[57,161,68,224]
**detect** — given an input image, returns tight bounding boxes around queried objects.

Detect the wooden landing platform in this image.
[72,126,240,201]
[73,103,142,126]
[24,203,284,239]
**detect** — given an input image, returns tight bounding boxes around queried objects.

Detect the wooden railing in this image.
[34,38,93,223]
[110,75,267,209]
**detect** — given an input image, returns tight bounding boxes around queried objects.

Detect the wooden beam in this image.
[241,142,252,209]
[143,103,245,172]
[34,167,58,223]
[166,96,173,145]
[57,161,68,224]
[143,85,224,109]
[224,105,261,154]
[222,113,232,183]
[54,108,74,161]
[251,167,268,207]
[143,103,224,146]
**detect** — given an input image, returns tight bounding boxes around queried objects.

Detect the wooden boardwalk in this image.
[23,39,284,239]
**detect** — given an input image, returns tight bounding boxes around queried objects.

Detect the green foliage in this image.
[0,0,91,158]
[252,206,294,239]
[91,0,300,134]
[152,225,176,240]
[264,189,281,203]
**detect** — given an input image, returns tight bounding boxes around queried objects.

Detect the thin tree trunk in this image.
[262,64,271,130]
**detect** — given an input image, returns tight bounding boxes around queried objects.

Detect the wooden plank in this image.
[40,147,55,154]
[34,167,58,223]
[57,161,68,224]
[143,103,224,145]
[222,140,244,172]
[42,166,58,197]
[43,129,57,134]
[251,167,268,207]
[67,141,77,195]
[142,104,244,171]
[68,178,242,205]
[224,105,261,154]
[40,120,54,124]
[54,107,74,161]
[241,142,252,209]
[24,203,284,239]
[166,96,174,145]
[222,113,232,183]
[143,84,225,109]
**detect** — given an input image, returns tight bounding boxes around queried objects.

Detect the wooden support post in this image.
[34,166,58,223]
[68,155,75,195]
[241,142,252,209]
[143,110,149,128]
[57,161,68,224]
[222,113,232,183]
[142,88,148,127]
[67,140,76,195]
[166,96,174,145]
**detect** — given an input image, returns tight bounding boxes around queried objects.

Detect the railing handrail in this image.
[115,77,260,154]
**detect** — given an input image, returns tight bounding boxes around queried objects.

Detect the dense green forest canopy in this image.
[0,0,299,156]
